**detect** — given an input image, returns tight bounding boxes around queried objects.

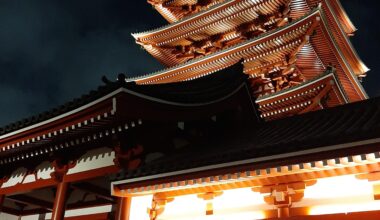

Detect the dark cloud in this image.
[0,0,379,127]
[0,0,164,126]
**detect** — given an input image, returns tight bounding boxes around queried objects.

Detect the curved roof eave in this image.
[319,3,368,100]
[332,0,358,35]
[324,0,369,75]
[131,0,236,39]
[128,8,322,83]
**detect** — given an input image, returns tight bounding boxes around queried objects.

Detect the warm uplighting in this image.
[128,175,380,220]
[309,201,380,216]
[303,175,373,200]
[130,195,153,220]
[302,175,380,215]
[129,188,268,220]
[159,188,267,220]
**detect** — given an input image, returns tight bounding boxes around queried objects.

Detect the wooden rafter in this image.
[134,9,320,85]
[149,0,225,22]
[299,81,332,114]
[246,19,320,98]
[145,3,292,63]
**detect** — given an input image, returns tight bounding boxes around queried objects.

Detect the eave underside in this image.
[255,70,348,120]
[131,8,366,104]
[137,0,365,74]
[148,0,227,23]
[137,0,292,66]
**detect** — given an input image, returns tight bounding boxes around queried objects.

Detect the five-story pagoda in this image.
[132,0,368,121]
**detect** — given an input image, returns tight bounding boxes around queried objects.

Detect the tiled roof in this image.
[0,63,248,137]
[115,96,380,180]
[0,76,126,136]
[126,63,247,104]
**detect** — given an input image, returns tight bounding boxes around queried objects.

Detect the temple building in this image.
[0,0,379,220]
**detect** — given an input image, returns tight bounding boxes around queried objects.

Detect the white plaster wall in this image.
[2,167,28,188]
[65,205,112,217]
[18,205,112,220]
[1,161,54,189]
[1,148,113,190]
[0,213,18,220]
[67,147,115,175]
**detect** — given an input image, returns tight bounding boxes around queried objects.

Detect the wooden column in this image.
[50,159,76,220]
[115,197,132,220]
[51,182,69,220]
[0,194,5,212]
[278,206,290,218]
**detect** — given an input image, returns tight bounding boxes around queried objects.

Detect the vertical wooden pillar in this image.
[278,207,290,218]
[115,197,132,220]
[0,194,5,212]
[51,182,69,220]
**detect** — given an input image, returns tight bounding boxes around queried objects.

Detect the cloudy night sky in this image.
[0,0,379,127]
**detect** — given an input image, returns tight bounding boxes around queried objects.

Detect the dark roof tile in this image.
[0,64,248,137]
[117,96,380,180]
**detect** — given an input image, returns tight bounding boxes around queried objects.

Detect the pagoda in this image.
[1,1,380,220]
[132,0,368,120]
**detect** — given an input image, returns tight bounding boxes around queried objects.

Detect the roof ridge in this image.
[0,75,128,136]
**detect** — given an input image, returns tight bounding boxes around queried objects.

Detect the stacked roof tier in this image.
[135,0,292,66]
[148,0,228,23]
[133,0,368,120]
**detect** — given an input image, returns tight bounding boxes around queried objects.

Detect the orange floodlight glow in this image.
[303,175,380,215]
[129,188,267,220]
[128,175,380,219]
[129,195,153,220]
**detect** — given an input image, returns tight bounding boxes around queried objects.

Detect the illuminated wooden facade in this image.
[132,0,368,120]
[0,0,377,220]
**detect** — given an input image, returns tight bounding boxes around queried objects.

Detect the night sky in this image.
[0,0,379,127]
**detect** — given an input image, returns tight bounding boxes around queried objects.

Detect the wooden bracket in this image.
[50,160,76,183]
[147,195,174,220]
[197,191,223,215]
[356,172,380,182]
[253,180,316,218]
[356,172,380,200]
[113,143,144,170]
